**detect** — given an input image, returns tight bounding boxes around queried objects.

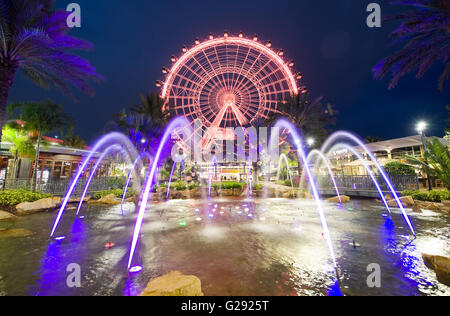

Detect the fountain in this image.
[320,131,415,236]
[208,156,219,199]
[127,117,191,270]
[272,119,337,268]
[276,153,295,198]
[121,151,152,214]
[304,150,341,203]
[76,145,123,216]
[50,132,139,238]
[47,116,419,284]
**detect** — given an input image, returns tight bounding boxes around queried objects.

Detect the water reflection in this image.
[0,199,448,296]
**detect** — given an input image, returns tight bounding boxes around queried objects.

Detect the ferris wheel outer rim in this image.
[160,36,300,100]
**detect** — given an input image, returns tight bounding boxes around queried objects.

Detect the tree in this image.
[365,136,383,144]
[8,100,73,191]
[129,92,169,146]
[268,93,337,173]
[373,0,450,91]
[64,135,86,149]
[271,93,337,144]
[384,161,416,175]
[407,137,450,190]
[0,0,103,142]
[61,125,87,149]
[2,123,36,179]
[113,92,169,152]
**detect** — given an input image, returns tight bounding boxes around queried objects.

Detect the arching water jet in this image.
[50,133,139,238]
[272,119,337,268]
[127,117,191,270]
[305,150,341,203]
[321,131,415,236]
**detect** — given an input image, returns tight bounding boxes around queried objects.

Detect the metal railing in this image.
[1,177,126,196]
[317,175,419,192]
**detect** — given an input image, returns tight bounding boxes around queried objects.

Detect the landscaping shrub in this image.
[401,190,450,202]
[384,161,416,176]
[173,181,187,191]
[212,181,244,190]
[0,189,52,206]
[106,177,127,189]
[188,183,199,190]
[92,188,136,200]
[253,183,263,190]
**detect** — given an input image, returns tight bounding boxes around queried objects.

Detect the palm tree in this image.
[270,93,336,146]
[269,93,336,175]
[407,137,450,190]
[0,0,103,141]
[2,123,36,179]
[8,99,73,191]
[64,135,86,149]
[365,136,383,144]
[130,92,169,141]
[113,92,169,151]
[373,0,450,91]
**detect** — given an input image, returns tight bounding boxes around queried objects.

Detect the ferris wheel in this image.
[158,32,305,150]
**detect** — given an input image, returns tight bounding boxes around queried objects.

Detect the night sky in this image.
[7,0,450,142]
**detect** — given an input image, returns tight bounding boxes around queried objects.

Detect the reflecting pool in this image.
[0,198,448,296]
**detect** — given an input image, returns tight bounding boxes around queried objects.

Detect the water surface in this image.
[0,198,448,296]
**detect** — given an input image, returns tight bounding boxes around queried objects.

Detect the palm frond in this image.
[373,0,450,90]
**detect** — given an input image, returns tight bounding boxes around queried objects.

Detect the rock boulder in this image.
[422,254,450,286]
[0,210,17,222]
[68,196,91,203]
[16,197,58,216]
[0,228,33,238]
[88,194,121,205]
[387,196,415,208]
[140,271,204,296]
[328,195,351,203]
[415,201,440,211]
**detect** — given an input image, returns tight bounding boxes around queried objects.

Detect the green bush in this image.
[384,161,416,176]
[0,189,52,206]
[253,183,263,190]
[401,190,450,202]
[212,181,245,190]
[92,188,136,200]
[188,183,199,190]
[106,177,127,189]
[173,181,187,191]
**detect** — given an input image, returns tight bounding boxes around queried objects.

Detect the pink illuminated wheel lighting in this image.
[160,34,301,137]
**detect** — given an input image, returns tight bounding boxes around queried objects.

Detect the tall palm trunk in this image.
[32,130,42,192]
[0,62,18,145]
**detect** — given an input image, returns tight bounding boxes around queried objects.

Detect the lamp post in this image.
[417,121,432,191]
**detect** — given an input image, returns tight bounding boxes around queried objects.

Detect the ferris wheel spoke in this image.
[233,47,251,88]
[174,75,205,93]
[253,68,286,89]
[201,48,226,90]
[191,55,216,83]
[212,46,229,90]
[233,52,263,92]
[163,35,299,142]
[237,59,273,92]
